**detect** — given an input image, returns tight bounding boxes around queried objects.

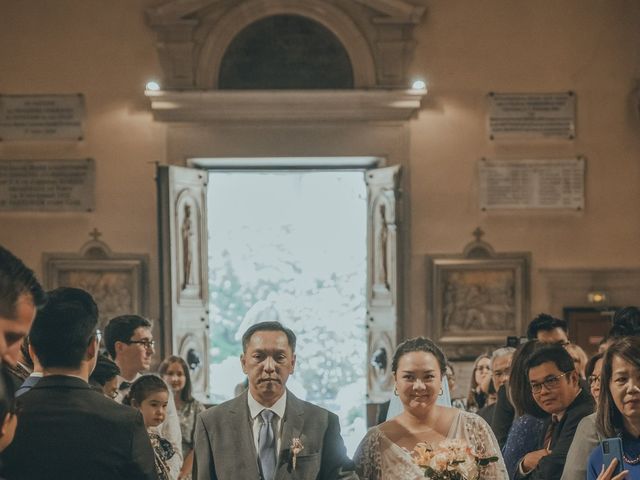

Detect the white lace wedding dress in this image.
[353,410,508,480]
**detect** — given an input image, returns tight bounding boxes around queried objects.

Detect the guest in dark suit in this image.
[514,344,594,480]
[193,321,357,480]
[1,287,157,480]
[0,246,45,369]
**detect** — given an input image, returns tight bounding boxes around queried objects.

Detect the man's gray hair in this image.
[490,346,516,369]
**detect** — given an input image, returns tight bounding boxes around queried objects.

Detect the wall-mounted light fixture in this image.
[587,290,608,305]
[145,80,161,91]
[411,79,427,91]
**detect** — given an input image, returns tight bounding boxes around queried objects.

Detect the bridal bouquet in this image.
[411,439,498,480]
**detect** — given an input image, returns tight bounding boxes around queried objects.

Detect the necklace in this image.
[623,452,640,465]
[618,433,640,464]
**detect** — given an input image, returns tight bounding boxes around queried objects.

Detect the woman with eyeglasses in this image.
[467,353,492,413]
[587,337,640,480]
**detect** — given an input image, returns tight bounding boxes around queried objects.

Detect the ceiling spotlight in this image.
[145,81,161,91]
[411,79,427,91]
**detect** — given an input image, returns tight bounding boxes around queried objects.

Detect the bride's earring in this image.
[393,386,399,396]
[439,388,443,396]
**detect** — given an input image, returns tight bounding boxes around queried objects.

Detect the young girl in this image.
[124,375,178,480]
[159,356,205,480]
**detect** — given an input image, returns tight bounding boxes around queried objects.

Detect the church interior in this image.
[1,0,640,409]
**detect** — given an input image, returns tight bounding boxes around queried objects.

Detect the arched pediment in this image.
[146,0,426,89]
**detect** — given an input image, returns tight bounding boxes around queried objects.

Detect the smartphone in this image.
[601,437,624,476]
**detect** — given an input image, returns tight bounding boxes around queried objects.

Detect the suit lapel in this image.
[276,391,305,479]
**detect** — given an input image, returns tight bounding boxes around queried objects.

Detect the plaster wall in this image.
[1,1,639,348]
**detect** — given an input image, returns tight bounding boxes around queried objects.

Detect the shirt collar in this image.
[248,389,287,420]
[117,372,141,385]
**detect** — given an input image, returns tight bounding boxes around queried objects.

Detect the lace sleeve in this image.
[461,412,509,480]
[353,428,383,480]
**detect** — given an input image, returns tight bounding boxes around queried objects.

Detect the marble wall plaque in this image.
[0,94,85,141]
[488,92,575,140]
[479,158,585,210]
[0,159,95,211]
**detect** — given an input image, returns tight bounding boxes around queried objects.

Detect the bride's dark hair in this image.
[391,336,447,376]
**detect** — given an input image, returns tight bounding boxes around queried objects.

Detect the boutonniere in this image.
[290,437,304,470]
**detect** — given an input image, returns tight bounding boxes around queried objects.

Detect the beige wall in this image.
[1,1,639,347]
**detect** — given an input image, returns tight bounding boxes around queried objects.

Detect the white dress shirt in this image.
[248,390,287,455]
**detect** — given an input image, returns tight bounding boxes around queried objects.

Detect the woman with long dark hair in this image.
[159,356,206,480]
[587,337,640,480]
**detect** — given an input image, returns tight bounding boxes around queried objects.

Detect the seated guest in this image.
[561,307,640,480]
[89,354,120,399]
[501,340,546,479]
[586,353,604,403]
[1,287,157,480]
[526,314,569,345]
[105,315,182,465]
[486,346,515,445]
[15,339,43,397]
[515,344,594,480]
[446,362,466,410]
[466,353,491,413]
[159,355,205,480]
[478,374,498,424]
[566,343,588,379]
[587,337,640,480]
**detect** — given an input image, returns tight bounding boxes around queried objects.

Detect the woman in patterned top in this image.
[160,355,205,480]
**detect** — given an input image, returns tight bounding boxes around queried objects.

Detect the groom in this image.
[193,321,357,480]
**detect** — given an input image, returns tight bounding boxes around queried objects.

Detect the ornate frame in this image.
[43,237,149,330]
[426,235,530,360]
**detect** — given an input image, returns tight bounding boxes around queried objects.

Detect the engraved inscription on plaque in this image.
[488,92,576,140]
[0,94,85,141]
[479,158,585,210]
[0,159,95,212]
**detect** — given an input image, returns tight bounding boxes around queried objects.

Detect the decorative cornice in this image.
[145,89,426,123]
[145,0,427,89]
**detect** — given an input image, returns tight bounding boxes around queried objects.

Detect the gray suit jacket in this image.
[193,390,357,480]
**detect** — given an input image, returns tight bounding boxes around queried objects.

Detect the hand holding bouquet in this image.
[412,438,498,479]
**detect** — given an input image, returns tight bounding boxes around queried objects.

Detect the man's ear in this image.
[291,353,296,374]
[86,336,97,361]
[569,369,580,386]
[240,353,247,375]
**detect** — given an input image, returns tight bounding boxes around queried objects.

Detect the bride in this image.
[354,337,507,479]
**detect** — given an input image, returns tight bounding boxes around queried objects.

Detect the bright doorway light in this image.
[207,170,368,455]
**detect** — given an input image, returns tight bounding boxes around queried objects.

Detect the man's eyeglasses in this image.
[530,371,571,394]
[125,339,155,350]
[493,368,511,378]
[588,375,601,386]
[95,329,102,345]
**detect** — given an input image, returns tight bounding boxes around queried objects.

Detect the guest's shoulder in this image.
[199,394,241,420]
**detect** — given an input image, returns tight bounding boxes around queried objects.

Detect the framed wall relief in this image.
[426,230,530,360]
[43,233,149,331]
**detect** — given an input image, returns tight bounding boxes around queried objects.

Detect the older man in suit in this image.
[193,321,357,480]
[2,287,157,480]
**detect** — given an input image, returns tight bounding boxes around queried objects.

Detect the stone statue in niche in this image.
[181,203,194,290]
[373,200,391,294]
